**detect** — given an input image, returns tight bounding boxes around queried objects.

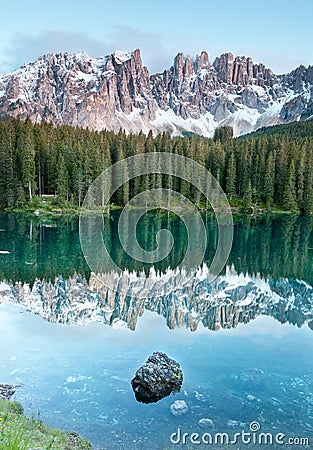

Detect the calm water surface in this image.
[0,212,312,449]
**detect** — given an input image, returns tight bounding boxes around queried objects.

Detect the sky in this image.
[0,0,312,75]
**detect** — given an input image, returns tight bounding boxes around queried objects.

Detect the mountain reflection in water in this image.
[1,212,313,450]
[0,212,312,332]
[1,266,313,331]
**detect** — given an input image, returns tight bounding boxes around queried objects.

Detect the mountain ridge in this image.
[0,48,312,137]
[1,267,312,331]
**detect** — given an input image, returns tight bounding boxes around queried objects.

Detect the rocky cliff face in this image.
[0,49,312,136]
[0,267,312,331]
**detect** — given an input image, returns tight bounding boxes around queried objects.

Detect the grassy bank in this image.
[0,399,91,450]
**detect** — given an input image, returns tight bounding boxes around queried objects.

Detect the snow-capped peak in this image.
[112,50,133,64]
[0,48,312,136]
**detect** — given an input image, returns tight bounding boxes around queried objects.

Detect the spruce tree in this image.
[263,152,275,211]
[303,146,313,214]
[226,152,237,200]
[16,119,36,202]
[56,154,69,200]
[283,161,298,212]
[243,178,253,212]
[297,149,305,210]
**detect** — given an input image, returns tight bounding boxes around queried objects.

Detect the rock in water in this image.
[199,418,214,428]
[131,352,183,403]
[0,384,16,400]
[237,368,265,389]
[170,400,188,416]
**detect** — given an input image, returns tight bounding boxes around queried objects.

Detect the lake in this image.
[0,212,312,449]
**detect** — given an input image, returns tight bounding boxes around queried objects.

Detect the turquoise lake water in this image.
[0,212,312,449]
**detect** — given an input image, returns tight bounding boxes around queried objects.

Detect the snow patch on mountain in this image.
[113,50,133,64]
[0,49,312,137]
[151,109,217,137]
[0,264,312,331]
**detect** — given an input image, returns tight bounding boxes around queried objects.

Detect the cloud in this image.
[0,30,107,73]
[1,28,306,77]
[0,26,213,76]
[104,26,173,73]
[256,51,311,75]
[0,27,177,75]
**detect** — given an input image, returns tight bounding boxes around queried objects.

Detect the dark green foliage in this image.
[283,161,298,212]
[245,120,313,140]
[0,118,312,212]
[226,152,237,199]
[213,125,234,142]
[263,152,275,211]
[242,178,253,211]
[2,212,313,286]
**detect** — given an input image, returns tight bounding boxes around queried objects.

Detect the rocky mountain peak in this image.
[213,52,234,83]
[1,268,312,331]
[212,52,275,87]
[112,49,133,64]
[196,51,210,71]
[0,48,312,136]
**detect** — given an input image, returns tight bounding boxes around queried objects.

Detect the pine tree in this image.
[243,178,253,211]
[56,154,69,200]
[237,142,251,197]
[274,141,288,205]
[213,125,233,142]
[296,149,305,210]
[0,123,15,207]
[303,146,313,214]
[0,117,312,212]
[16,119,36,202]
[226,152,236,200]
[282,161,298,212]
[263,152,275,211]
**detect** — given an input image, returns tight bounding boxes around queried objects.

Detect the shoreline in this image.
[1,203,305,218]
[0,384,92,449]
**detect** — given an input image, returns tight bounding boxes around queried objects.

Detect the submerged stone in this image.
[237,368,265,389]
[131,352,183,404]
[170,400,188,416]
[194,390,205,401]
[199,418,214,428]
[227,419,239,428]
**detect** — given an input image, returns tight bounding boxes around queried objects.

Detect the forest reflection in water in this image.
[0,212,312,332]
[1,212,313,449]
[0,212,312,284]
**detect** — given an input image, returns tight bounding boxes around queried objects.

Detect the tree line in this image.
[0,117,313,213]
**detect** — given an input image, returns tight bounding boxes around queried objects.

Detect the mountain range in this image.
[0,49,312,137]
[1,266,312,331]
